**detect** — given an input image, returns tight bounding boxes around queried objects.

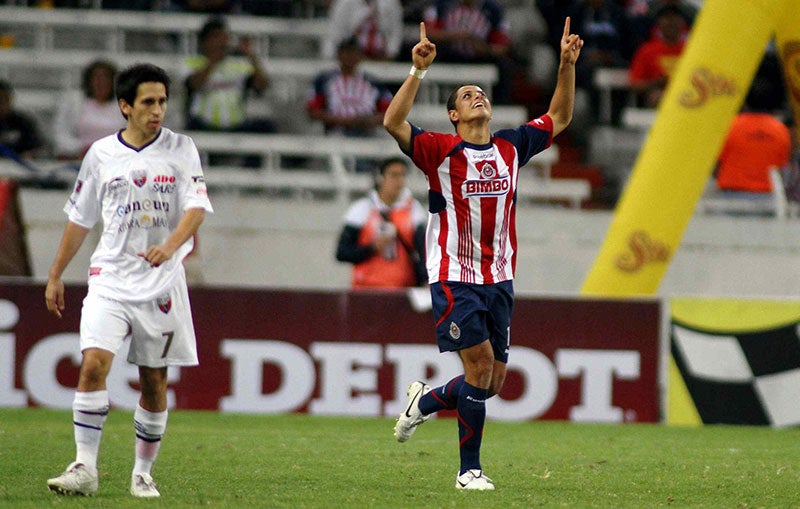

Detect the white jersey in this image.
[65,128,213,302]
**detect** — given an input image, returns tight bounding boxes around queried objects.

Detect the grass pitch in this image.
[1,408,799,508]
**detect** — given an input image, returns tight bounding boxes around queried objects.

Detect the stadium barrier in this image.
[181,132,589,208]
[0,135,589,209]
[0,281,661,423]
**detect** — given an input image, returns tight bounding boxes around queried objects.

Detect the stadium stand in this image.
[0,5,593,208]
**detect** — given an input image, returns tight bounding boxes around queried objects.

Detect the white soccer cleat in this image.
[47,461,99,496]
[393,380,431,443]
[455,469,495,490]
[130,472,161,498]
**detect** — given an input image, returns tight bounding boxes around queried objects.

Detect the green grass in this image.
[1,408,799,508]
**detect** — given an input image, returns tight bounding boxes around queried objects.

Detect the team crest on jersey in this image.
[157,294,172,314]
[131,170,148,188]
[479,162,497,179]
[449,321,461,340]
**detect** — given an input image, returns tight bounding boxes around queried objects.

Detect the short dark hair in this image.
[337,36,362,53]
[374,156,408,189]
[81,59,117,100]
[446,86,461,113]
[199,16,227,43]
[379,156,408,175]
[115,63,171,118]
[654,5,684,20]
[446,85,468,129]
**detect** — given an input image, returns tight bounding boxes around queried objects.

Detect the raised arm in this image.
[383,22,437,153]
[546,17,583,137]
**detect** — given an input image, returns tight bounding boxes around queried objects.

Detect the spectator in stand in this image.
[628,5,687,108]
[306,37,393,137]
[423,0,516,104]
[715,75,792,195]
[627,0,695,48]
[567,0,632,90]
[336,157,427,288]
[0,80,44,160]
[182,16,276,133]
[54,60,126,161]
[322,0,404,61]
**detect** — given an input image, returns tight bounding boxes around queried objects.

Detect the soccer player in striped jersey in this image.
[386,19,583,490]
[45,63,213,498]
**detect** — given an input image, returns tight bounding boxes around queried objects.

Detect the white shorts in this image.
[80,278,199,368]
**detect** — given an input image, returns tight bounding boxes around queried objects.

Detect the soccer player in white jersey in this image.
[44,63,213,498]
[385,20,582,490]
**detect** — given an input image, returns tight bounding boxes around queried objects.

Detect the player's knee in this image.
[78,349,112,388]
[465,358,494,387]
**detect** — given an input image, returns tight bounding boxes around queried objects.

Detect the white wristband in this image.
[409,66,427,80]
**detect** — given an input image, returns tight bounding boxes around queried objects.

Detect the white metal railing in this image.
[0,47,496,105]
[0,6,328,56]
[0,133,589,208]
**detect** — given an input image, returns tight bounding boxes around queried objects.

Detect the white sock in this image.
[133,405,168,476]
[72,390,109,472]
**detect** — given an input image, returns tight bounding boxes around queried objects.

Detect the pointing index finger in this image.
[563,16,571,38]
[420,22,427,41]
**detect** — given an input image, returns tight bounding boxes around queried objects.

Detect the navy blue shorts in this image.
[430,280,514,363]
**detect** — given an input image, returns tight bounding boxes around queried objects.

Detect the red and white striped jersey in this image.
[405,115,552,284]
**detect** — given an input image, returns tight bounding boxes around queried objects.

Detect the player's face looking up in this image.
[447,85,492,126]
[120,82,167,143]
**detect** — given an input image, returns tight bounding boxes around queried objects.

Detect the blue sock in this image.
[418,375,464,415]
[457,382,488,474]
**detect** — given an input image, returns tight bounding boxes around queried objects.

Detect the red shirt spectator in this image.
[628,5,686,107]
[716,113,791,193]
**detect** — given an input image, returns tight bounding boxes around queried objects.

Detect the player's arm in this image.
[383,22,437,153]
[138,208,206,268]
[46,221,91,318]
[546,17,583,137]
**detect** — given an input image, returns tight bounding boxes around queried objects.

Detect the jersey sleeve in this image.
[403,124,460,177]
[494,114,553,167]
[64,147,101,228]
[178,137,214,213]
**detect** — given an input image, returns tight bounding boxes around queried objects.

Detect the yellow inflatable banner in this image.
[776,1,800,127]
[581,0,791,296]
